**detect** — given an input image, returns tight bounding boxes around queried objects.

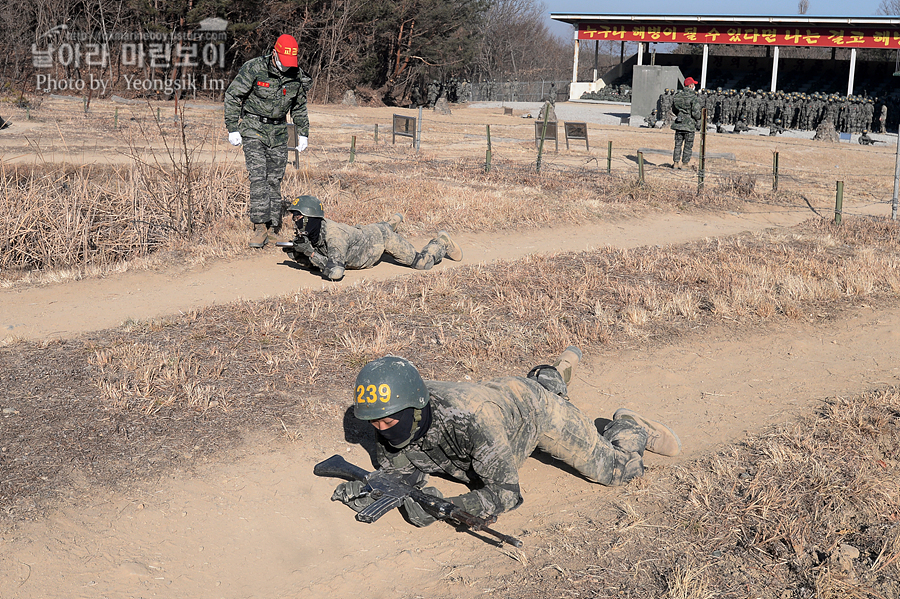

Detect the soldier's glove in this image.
[402,486,446,528]
[296,136,308,153]
[332,480,375,512]
[228,131,242,146]
[293,239,315,257]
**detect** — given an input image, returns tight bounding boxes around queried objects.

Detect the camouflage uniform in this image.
[369,371,648,520]
[291,219,452,281]
[671,88,701,165]
[224,53,311,229]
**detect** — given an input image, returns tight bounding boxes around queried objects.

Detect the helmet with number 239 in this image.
[353,356,430,421]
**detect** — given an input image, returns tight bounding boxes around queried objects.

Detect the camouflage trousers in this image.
[525,367,648,487]
[374,224,448,270]
[673,130,695,164]
[242,138,288,228]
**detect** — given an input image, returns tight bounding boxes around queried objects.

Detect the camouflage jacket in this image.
[375,377,564,518]
[224,53,311,147]
[299,219,387,280]
[671,89,701,132]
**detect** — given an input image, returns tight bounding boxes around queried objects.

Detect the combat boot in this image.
[438,230,463,261]
[553,346,582,385]
[387,213,404,232]
[249,223,268,248]
[267,222,283,244]
[613,408,681,456]
[674,162,682,170]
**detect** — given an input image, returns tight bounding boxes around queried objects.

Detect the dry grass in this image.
[488,386,900,598]
[2,184,900,599]
[3,125,755,286]
[69,214,900,418]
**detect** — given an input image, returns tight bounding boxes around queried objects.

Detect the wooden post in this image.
[607,140,612,175]
[374,123,379,144]
[537,102,550,173]
[416,107,422,151]
[892,125,899,220]
[350,135,356,163]
[834,181,843,225]
[773,151,780,192]
[485,124,492,173]
[697,107,707,194]
[638,151,645,186]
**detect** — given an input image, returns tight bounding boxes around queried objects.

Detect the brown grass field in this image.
[1,96,900,598]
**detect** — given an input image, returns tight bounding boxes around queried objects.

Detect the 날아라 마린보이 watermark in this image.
[32,18,229,95]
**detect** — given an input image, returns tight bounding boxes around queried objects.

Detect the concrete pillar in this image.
[572,36,579,83]
[637,42,644,66]
[848,48,857,96]
[701,44,709,89]
[770,46,780,92]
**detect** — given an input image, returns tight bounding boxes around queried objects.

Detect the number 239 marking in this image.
[356,384,391,403]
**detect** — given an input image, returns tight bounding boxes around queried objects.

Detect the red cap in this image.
[684,77,698,86]
[274,34,299,68]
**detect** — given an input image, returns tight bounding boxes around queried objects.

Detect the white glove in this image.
[228,131,242,146]
[296,135,308,152]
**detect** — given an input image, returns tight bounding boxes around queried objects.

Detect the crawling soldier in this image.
[281,195,462,281]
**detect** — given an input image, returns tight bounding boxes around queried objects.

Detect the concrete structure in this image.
[631,65,683,119]
[551,14,900,100]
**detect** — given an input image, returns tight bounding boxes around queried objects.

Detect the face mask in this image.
[377,404,432,449]
[296,215,321,244]
[273,52,290,73]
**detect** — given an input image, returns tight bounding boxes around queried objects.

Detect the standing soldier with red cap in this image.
[670,77,701,170]
[225,35,312,248]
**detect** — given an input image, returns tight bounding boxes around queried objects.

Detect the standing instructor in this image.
[671,77,701,170]
[225,35,312,248]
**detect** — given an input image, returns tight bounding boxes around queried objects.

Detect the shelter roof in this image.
[550,14,900,49]
[550,14,900,27]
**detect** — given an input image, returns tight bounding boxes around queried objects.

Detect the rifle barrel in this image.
[481,526,523,548]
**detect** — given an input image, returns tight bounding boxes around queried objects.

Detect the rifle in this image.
[276,238,314,265]
[314,454,523,548]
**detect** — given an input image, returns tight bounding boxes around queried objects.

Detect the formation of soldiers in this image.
[579,84,632,102]
[652,87,888,134]
[410,79,570,106]
[410,79,473,107]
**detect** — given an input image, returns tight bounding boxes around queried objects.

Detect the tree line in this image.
[1,0,575,105]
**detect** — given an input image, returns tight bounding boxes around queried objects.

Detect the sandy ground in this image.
[2,208,804,341]
[1,99,900,599]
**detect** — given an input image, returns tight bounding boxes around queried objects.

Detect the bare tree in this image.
[473,0,571,82]
[798,0,809,15]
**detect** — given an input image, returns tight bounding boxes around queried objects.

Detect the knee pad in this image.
[527,365,568,397]
[412,252,434,270]
[602,418,649,455]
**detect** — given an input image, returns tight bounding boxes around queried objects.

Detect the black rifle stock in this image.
[314,454,523,548]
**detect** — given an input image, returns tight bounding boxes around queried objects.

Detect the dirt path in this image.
[2,207,806,342]
[2,305,898,599]
[2,206,899,599]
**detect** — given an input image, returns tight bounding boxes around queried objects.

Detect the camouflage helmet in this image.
[286,195,325,217]
[353,356,430,421]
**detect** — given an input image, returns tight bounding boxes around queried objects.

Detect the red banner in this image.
[578,23,900,49]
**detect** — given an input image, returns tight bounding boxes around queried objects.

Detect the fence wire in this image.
[336,121,899,222]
